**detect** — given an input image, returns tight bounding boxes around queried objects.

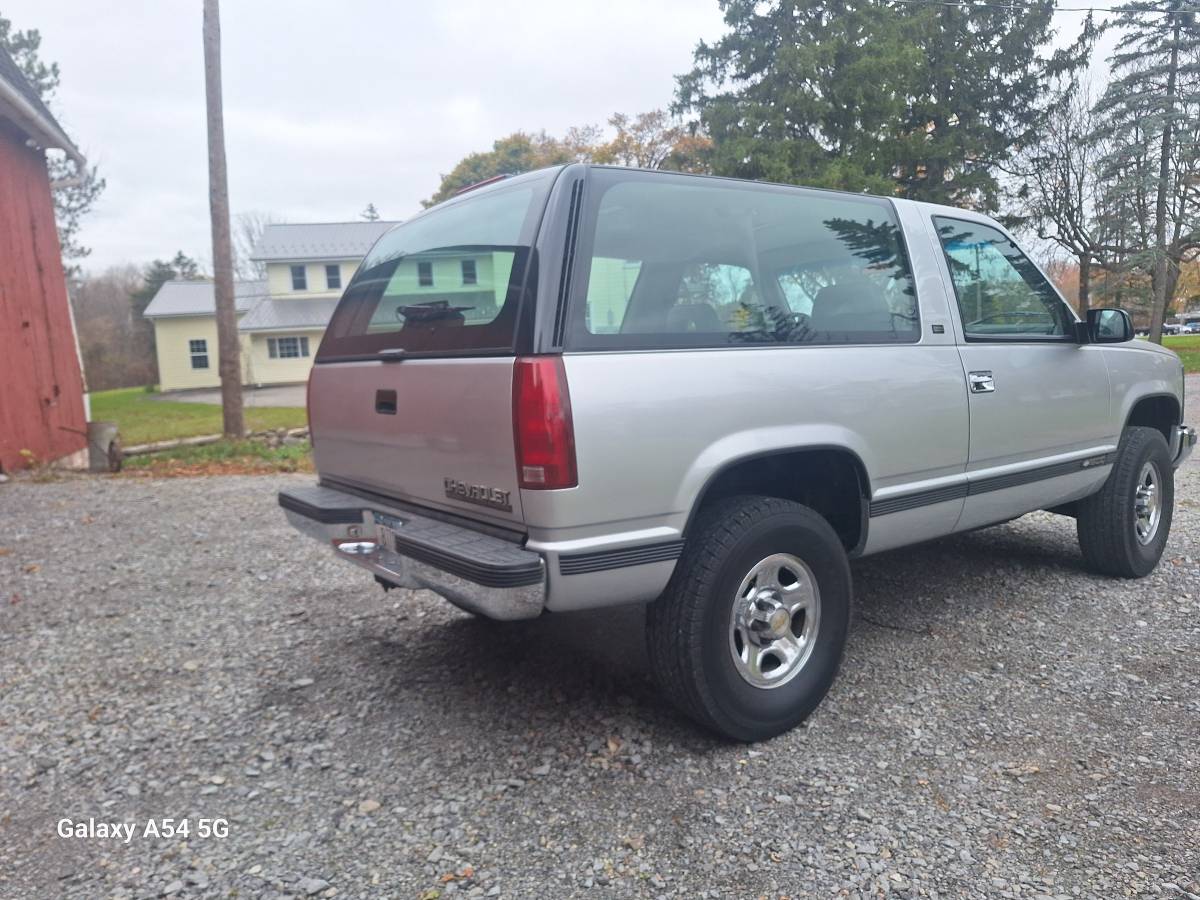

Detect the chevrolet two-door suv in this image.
[281,165,1194,741]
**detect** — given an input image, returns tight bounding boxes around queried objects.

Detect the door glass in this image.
[573,174,919,349]
[933,218,1072,338]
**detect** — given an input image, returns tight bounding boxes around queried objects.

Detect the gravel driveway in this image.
[2,464,1198,898]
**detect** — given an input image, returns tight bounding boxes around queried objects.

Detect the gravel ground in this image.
[1,464,1198,899]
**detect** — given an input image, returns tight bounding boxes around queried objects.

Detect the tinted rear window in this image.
[317,169,558,359]
[568,170,918,350]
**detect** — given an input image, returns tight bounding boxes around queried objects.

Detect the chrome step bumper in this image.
[279,484,546,620]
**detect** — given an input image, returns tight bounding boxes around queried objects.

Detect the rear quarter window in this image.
[566,171,919,350]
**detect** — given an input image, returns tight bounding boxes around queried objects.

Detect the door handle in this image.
[375,389,397,414]
[968,371,995,393]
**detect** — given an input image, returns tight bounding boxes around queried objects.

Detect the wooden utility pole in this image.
[202,0,244,436]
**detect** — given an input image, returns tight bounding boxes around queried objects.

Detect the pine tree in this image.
[1093,2,1200,343]
[0,14,105,273]
[676,0,1078,211]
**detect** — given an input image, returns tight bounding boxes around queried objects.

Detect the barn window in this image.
[189,339,209,369]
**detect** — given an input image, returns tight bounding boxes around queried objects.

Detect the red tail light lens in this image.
[513,356,577,489]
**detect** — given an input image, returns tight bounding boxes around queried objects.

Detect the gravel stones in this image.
[1,470,1198,897]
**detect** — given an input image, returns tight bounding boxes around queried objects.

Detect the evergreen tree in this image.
[1093,2,1200,343]
[0,14,105,273]
[676,0,1077,211]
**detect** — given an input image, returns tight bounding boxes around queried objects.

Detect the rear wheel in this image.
[646,496,851,742]
[1077,426,1173,578]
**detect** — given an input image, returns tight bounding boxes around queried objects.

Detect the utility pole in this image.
[202,0,244,437]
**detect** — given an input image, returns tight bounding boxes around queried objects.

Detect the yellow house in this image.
[143,221,397,392]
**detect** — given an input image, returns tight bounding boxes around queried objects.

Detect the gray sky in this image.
[8,2,1112,274]
[7,0,726,272]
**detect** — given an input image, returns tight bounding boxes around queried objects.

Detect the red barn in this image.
[0,47,88,473]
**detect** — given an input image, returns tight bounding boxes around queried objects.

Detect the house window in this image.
[325,264,341,290]
[290,265,307,290]
[417,260,433,286]
[267,336,311,359]
[188,339,209,369]
[461,259,477,285]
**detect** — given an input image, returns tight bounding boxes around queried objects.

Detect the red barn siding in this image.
[0,122,87,472]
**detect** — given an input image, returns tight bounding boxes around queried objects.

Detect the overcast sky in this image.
[8,2,1110,274]
[5,0,726,272]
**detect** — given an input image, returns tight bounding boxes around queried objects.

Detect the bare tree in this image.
[203,0,243,437]
[1014,81,1112,313]
[69,265,158,390]
[232,210,278,281]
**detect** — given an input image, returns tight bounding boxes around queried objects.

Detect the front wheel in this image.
[1077,426,1174,578]
[646,496,851,742]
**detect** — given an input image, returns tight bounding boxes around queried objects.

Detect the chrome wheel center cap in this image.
[741,591,792,644]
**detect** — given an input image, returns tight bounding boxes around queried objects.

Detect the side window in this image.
[188,338,208,370]
[573,175,918,349]
[933,217,1072,339]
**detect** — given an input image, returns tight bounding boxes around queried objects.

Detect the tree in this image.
[424,132,579,206]
[203,0,244,437]
[129,252,202,321]
[1012,71,1113,312]
[360,203,381,221]
[0,14,105,274]
[592,111,711,173]
[232,211,277,280]
[676,0,1077,211]
[425,112,710,206]
[69,266,158,390]
[1092,2,1200,343]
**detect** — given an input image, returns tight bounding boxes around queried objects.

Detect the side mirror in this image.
[1087,308,1134,344]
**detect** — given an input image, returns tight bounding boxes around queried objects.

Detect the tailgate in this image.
[308,168,563,528]
[309,357,524,525]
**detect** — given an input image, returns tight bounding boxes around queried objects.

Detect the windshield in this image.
[316,168,559,359]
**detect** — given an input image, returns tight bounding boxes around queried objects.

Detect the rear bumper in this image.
[1171,425,1196,468]
[279,485,546,620]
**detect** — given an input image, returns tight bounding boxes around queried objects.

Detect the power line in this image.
[886,0,1200,13]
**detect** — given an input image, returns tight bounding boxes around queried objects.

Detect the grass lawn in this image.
[120,438,313,477]
[1161,335,1200,373]
[90,387,307,445]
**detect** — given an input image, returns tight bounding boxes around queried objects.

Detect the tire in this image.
[646,495,852,742]
[1077,426,1173,578]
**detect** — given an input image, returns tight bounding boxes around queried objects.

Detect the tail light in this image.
[513,356,577,489]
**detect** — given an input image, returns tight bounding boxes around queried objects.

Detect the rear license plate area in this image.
[372,511,405,553]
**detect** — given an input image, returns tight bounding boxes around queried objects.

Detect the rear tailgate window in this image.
[317,168,560,360]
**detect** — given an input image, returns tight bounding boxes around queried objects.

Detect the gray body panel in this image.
[298,167,1187,618]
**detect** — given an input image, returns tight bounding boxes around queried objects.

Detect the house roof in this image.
[237,297,339,332]
[250,221,399,262]
[142,279,268,319]
[0,47,84,167]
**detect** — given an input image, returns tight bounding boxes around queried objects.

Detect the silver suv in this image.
[281,165,1194,741]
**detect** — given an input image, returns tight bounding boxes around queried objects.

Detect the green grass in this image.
[1161,335,1200,373]
[121,438,312,475]
[90,388,307,445]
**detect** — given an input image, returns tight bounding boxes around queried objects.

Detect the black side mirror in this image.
[1087,308,1134,343]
